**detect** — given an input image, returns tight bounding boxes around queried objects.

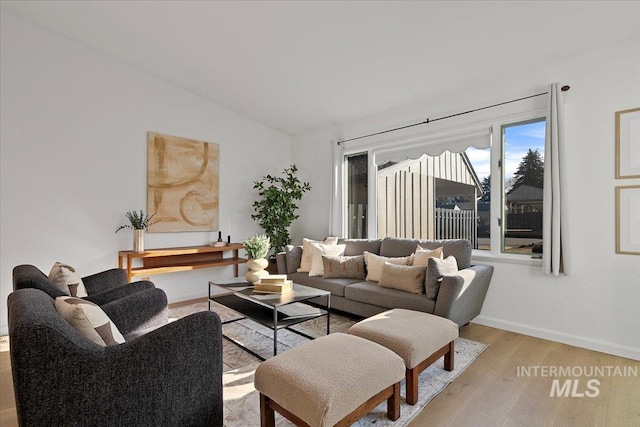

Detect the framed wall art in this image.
[615,107,640,179]
[147,132,219,232]
[616,185,640,255]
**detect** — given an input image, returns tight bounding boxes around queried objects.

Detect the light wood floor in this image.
[1,311,638,427]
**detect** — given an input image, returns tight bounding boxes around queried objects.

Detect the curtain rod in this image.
[337,85,570,145]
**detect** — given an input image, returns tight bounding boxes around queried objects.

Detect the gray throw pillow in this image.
[377,262,427,294]
[425,256,459,300]
[284,245,303,274]
[322,255,366,279]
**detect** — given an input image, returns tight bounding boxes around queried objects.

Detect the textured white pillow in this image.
[363,251,413,282]
[297,237,339,272]
[308,243,346,277]
[412,246,444,268]
[55,297,125,346]
[48,262,88,297]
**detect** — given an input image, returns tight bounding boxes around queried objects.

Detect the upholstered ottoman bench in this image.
[254,333,405,427]
[348,309,459,405]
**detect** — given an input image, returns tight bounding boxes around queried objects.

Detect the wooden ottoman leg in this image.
[387,382,401,421]
[405,367,419,405]
[444,341,455,372]
[260,393,275,427]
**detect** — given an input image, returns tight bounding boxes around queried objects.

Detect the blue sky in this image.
[466,120,546,181]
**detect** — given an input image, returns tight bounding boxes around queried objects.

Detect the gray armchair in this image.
[8,288,223,427]
[13,264,155,306]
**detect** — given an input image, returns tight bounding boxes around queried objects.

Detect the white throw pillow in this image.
[308,243,346,277]
[48,262,88,297]
[412,246,444,268]
[55,297,125,346]
[363,252,413,282]
[297,237,338,272]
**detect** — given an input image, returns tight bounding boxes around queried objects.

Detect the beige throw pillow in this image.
[412,246,444,268]
[425,256,459,300]
[48,262,88,297]
[55,297,125,346]
[297,237,338,272]
[322,255,366,279]
[308,243,346,277]
[378,262,427,294]
[363,251,413,282]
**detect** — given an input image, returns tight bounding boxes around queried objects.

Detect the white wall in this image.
[291,37,640,360]
[0,12,291,334]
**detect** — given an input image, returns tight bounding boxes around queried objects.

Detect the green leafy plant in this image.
[251,164,311,255]
[243,234,271,259]
[115,210,159,233]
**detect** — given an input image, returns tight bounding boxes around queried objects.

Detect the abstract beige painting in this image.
[147,132,219,232]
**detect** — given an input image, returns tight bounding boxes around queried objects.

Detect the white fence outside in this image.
[435,208,477,248]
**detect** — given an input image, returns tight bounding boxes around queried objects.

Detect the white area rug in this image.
[169,301,488,427]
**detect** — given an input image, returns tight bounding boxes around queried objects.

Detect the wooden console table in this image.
[118,244,247,282]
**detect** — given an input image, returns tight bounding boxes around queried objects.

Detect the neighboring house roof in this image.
[507,184,543,202]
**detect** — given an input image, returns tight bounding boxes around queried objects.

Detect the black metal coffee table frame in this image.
[208,278,331,360]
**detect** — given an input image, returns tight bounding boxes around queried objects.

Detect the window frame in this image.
[337,107,547,264]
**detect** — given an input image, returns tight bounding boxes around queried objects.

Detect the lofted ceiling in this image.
[2,1,640,135]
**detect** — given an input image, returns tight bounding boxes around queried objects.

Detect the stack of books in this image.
[253,275,293,294]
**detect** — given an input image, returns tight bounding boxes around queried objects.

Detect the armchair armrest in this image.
[84,280,155,306]
[276,251,287,274]
[82,268,128,294]
[101,287,168,337]
[434,264,493,327]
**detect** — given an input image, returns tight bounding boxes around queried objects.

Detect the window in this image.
[501,118,546,255]
[342,112,546,259]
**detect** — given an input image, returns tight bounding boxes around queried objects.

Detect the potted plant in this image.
[243,234,270,283]
[251,164,311,263]
[115,210,158,253]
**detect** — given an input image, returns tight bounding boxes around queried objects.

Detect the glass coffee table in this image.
[208,277,330,360]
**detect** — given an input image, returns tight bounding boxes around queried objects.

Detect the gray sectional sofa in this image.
[276,237,493,326]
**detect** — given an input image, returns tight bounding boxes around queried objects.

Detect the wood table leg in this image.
[405,367,419,405]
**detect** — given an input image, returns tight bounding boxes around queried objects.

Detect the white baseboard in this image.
[473,315,640,361]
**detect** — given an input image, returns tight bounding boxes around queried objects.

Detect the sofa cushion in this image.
[287,272,359,297]
[55,296,125,346]
[425,256,459,300]
[284,245,303,274]
[298,237,338,273]
[322,255,366,279]
[377,262,427,294]
[344,281,436,314]
[379,238,471,269]
[337,239,382,256]
[48,262,88,297]
[309,243,346,277]
[412,246,443,268]
[363,251,413,282]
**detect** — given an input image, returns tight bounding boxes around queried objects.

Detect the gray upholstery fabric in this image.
[284,245,303,273]
[344,281,436,313]
[379,238,471,269]
[101,288,168,336]
[337,239,383,256]
[8,288,223,427]
[13,264,155,306]
[287,272,360,297]
[434,265,494,326]
[425,256,459,300]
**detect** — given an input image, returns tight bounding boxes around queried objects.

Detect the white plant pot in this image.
[133,229,144,253]
[245,258,269,284]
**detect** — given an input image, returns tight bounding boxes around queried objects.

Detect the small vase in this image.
[245,258,269,284]
[133,229,144,253]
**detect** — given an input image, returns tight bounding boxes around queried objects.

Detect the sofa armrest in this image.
[276,252,288,274]
[82,268,128,294]
[433,264,493,327]
[84,280,155,306]
[100,287,168,336]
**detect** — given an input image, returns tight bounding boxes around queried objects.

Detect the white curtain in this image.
[543,82,568,276]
